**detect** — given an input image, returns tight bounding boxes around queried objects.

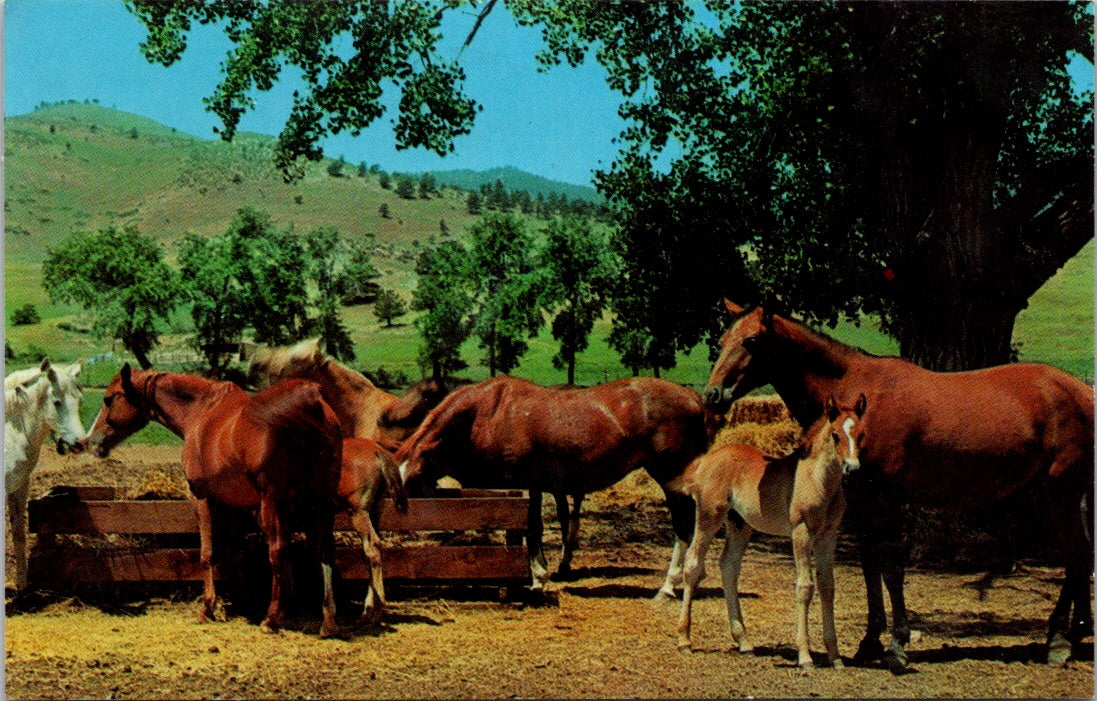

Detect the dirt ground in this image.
[5,444,1095,699]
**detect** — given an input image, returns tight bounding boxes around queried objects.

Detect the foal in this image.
[5,359,86,591]
[338,437,408,623]
[670,395,865,668]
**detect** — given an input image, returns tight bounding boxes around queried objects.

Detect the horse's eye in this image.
[743,336,759,351]
[104,395,114,408]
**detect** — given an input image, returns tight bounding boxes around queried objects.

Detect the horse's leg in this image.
[314,503,339,639]
[257,495,288,634]
[676,497,727,651]
[527,489,549,590]
[7,486,30,591]
[656,487,695,599]
[848,497,888,665]
[353,508,386,625]
[1046,483,1092,664]
[719,516,754,654]
[816,528,842,668]
[791,524,815,668]
[557,492,584,575]
[879,537,911,674]
[192,496,220,623]
[553,491,571,574]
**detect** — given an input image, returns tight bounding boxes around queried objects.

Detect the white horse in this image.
[668,394,866,668]
[5,359,87,591]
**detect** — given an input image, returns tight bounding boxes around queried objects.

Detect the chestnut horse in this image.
[394,375,717,590]
[377,377,473,442]
[703,300,1094,669]
[248,339,403,449]
[670,395,865,667]
[85,365,344,638]
[339,437,408,623]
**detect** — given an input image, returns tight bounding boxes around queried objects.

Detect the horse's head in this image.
[824,393,867,476]
[393,384,479,495]
[85,363,153,458]
[702,299,774,413]
[44,360,86,455]
[248,338,327,388]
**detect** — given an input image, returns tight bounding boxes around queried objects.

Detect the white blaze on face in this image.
[398,460,410,484]
[841,417,857,459]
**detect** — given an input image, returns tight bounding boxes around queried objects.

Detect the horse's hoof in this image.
[737,642,754,655]
[798,659,815,670]
[320,625,340,639]
[260,620,282,635]
[676,640,693,652]
[884,650,909,675]
[1047,633,1072,666]
[653,589,677,602]
[851,638,884,665]
[830,657,845,669]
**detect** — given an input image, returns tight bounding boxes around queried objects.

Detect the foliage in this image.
[373,289,408,328]
[395,174,417,200]
[538,217,618,383]
[514,1,1094,370]
[466,213,545,375]
[179,209,365,373]
[304,226,356,361]
[42,225,181,368]
[412,240,474,380]
[11,303,41,326]
[127,0,478,180]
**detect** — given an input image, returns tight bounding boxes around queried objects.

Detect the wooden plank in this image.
[338,545,530,581]
[40,485,122,501]
[30,545,530,583]
[30,500,198,535]
[30,496,527,535]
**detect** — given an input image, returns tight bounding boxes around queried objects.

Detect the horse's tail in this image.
[377,447,409,514]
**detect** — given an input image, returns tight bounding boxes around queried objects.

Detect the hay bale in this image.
[725,395,789,426]
[713,418,802,457]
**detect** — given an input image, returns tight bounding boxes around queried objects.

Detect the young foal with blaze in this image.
[5,359,86,591]
[670,395,866,668]
[85,364,344,637]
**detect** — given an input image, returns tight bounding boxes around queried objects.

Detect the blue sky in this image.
[3,0,624,187]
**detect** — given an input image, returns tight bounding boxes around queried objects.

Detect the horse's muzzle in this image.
[56,438,84,456]
[841,458,861,477]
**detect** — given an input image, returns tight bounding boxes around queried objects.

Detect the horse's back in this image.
[856,359,1093,500]
[675,443,793,535]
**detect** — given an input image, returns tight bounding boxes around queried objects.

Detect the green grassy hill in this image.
[5,103,1093,391]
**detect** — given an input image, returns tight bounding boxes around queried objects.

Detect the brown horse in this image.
[670,395,865,667]
[377,377,473,442]
[85,365,344,638]
[394,375,717,590]
[248,339,404,449]
[338,437,408,623]
[703,300,1094,669]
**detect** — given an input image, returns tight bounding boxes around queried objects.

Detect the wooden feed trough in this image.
[27,486,531,587]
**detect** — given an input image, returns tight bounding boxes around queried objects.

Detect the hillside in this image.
[426,166,603,203]
[4,102,1093,384]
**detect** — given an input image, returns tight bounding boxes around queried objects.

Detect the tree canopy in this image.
[128,0,1095,372]
[43,225,181,369]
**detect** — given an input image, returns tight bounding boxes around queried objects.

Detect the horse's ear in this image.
[70,362,82,379]
[826,396,839,422]
[39,357,52,373]
[309,337,326,361]
[855,392,867,418]
[723,299,744,317]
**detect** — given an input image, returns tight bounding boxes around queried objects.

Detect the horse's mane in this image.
[394,381,483,462]
[5,366,43,392]
[256,338,380,392]
[257,338,327,375]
